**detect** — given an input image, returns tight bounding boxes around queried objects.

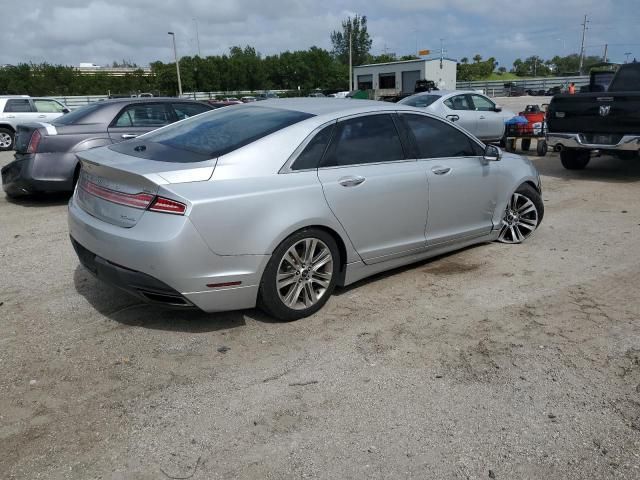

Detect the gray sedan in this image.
[1,98,211,197]
[68,99,543,321]
[398,90,515,143]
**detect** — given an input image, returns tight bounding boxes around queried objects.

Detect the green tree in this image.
[330,15,372,66]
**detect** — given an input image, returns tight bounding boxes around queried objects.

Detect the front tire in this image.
[560,149,590,170]
[258,229,339,321]
[497,184,543,244]
[0,128,14,151]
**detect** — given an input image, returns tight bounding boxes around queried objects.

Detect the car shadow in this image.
[333,243,487,296]
[5,192,72,207]
[532,152,640,183]
[73,265,259,332]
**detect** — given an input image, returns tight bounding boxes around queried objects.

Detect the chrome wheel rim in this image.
[277,238,333,310]
[498,192,538,244]
[0,132,12,148]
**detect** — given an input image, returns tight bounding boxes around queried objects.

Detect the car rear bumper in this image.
[1,152,74,196]
[68,196,268,313]
[548,133,640,152]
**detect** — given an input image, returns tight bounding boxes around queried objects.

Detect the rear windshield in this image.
[52,102,103,125]
[140,105,314,160]
[399,95,440,108]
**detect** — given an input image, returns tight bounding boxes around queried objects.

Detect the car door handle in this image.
[479,115,486,119]
[38,115,46,118]
[446,115,460,122]
[431,166,451,175]
[338,176,366,187]
[121,134,138,139]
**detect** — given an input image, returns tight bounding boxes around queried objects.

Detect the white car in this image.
[398,90,515,143]
[0,96,69,150]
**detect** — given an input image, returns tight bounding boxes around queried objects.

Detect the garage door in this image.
[357,74,373,90]
[402,70,421,94]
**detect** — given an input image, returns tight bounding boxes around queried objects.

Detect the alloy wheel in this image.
[276,238,333,310]
[498,192,539,244]
[0,132,12,148]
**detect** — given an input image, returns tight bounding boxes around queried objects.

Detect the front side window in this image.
[400,114,481,158]
[172,103,210,121]
[4,99,33,113]
[470,95,495,112]
[34,99,65,113]
[291,123,335,171]
[322,114,405,167]
[444,95,472,111]
[113,104,171,128]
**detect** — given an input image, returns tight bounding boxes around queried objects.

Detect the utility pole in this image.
[578,14,589,74]
[603,44,608,62]
[168,32,182,97]
[439,38,445,69]
[349,29,353,91]
[193,18,201,57]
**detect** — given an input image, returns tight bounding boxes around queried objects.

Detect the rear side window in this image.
[4,99,33,112]
[400,114,482,158]
[141,106,313,160]
[291,124,335,170]
[400,95,439,108]
[172,103,210,121]
[322,114,405,167]
[113,104,171,127]
[444,95,472,111]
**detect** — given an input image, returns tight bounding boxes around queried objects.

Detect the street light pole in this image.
[168,32,182,97]
[348,29,353,91]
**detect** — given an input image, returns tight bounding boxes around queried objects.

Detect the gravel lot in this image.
[2,100,640,479]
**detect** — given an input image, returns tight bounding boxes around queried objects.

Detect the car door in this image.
[442,94,479,136]
[1,98,41,124]
[107,103,173,142]
[316,113,429,264]
[398,113,498,245]
[469,94,504,140]
[33,99,68,123]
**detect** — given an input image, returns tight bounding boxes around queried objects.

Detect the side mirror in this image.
[62,108,70,114]
[484,144,502,161]
[494,105,503,112]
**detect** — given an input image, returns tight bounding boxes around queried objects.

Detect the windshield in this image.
[399,95,440,108]
[52,102,103,125]
[140,105,314,159]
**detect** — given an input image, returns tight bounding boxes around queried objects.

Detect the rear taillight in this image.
[27,130,42,153]
[148,196,187,215]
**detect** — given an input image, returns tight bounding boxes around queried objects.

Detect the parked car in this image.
[1,98,211,197]
[503,82,525,97]
[547,62,640,169]
[241,96,257,103]
[308,92,326,97]
[0,96,70,151]
[206,99,243,109]
[398,90,515,143]
[256,92,279,101]
[67,99,543,321]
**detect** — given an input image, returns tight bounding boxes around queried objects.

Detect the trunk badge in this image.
[134,145,147,152]
[599,105,611,117]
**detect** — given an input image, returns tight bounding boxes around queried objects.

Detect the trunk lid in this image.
[547,93,640,135]
[75,146,215,228]
[14,123,56,153]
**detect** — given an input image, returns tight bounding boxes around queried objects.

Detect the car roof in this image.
[0,95,31,99]
[257,98,401,116]
[100,97,204,104]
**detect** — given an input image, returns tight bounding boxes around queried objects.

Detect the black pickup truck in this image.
[547,62,640,169]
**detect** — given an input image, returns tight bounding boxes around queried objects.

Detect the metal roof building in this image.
[352,58,457,95]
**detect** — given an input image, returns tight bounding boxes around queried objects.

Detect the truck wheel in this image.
[0,128,14,151]
[560,149,590,170]
[521,139,531,151]
[536,140,548,157]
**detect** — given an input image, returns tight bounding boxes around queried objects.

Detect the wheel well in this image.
[0,124,16,133]
[523,180,540,193]
[288,225,348,280]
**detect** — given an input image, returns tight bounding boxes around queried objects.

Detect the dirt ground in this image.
[1,112,640,479]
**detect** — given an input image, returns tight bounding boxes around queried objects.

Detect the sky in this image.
[0,0,637,68]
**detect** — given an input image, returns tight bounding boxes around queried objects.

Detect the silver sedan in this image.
[68,99,542,320]
[398,90,515,143]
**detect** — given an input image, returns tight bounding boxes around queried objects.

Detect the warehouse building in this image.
[352,58,457,98]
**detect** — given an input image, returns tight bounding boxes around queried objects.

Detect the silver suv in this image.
[0,96,69,150]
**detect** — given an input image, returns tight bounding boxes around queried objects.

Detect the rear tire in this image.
[536,140,548,156]
[0,128,14,151]
[258,229,340,321]
[521,139,531,151]
[560,149,590,170]
[505,139,516,152]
